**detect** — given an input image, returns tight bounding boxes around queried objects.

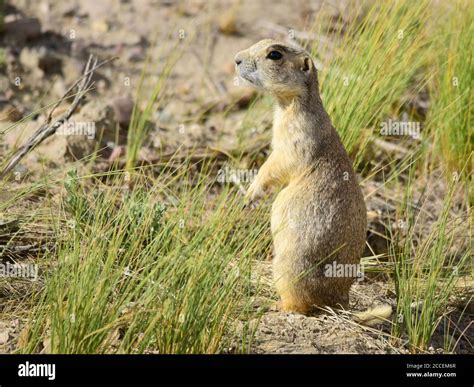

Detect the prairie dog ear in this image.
[300,56,314,73]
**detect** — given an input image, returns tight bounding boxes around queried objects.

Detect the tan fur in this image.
[235,40,367,314]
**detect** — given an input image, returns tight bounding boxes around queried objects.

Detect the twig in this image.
[0,55,117,179]
[373,138,410,155]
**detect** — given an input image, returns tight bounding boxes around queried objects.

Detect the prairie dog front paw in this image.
[244,180,264,205]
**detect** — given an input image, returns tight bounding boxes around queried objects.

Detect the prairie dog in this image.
[235,39,367,313]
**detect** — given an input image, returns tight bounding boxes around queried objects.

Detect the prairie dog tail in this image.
[353,304,392,326]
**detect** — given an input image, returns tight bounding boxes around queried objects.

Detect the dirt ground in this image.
[0,0,472,354]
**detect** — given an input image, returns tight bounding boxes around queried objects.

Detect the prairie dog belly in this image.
[270,179,324,245]
[271,176,366,264]
[270,184,296,240]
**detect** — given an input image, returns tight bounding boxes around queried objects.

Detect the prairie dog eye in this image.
[267,51,283,60]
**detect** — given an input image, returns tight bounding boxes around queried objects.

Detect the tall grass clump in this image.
[309,0,433,164]
[426,2,473,184]
[390,165,471,352]
[19,161,270,354]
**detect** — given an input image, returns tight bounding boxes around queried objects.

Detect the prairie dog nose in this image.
[234,52,243,65]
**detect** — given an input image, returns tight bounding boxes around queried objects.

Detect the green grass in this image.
[125,42,182,170]
[426,1,473,185]
[389,160,471,352]
[309,0,434,165]
[19,162,270,353]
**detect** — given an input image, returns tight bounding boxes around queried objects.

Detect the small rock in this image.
[92,19,109,33]
[107,145,125,162]
[100,30,143,47]
[155,109,174,125]
[3,18,42,45]
[59,3,78,17]
[52,78,67,98]
[19,48,42,75]
[65,101,125,160]
[19,47,62,78]
[122,32,143,47]
[127,46,146,62]
[218,10,240,35]
[112,95,134,128]
[0,329,10,345]
[0,101,23,122]
[367,210,379,222]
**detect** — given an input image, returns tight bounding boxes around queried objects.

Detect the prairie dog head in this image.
[234,39,316,99]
